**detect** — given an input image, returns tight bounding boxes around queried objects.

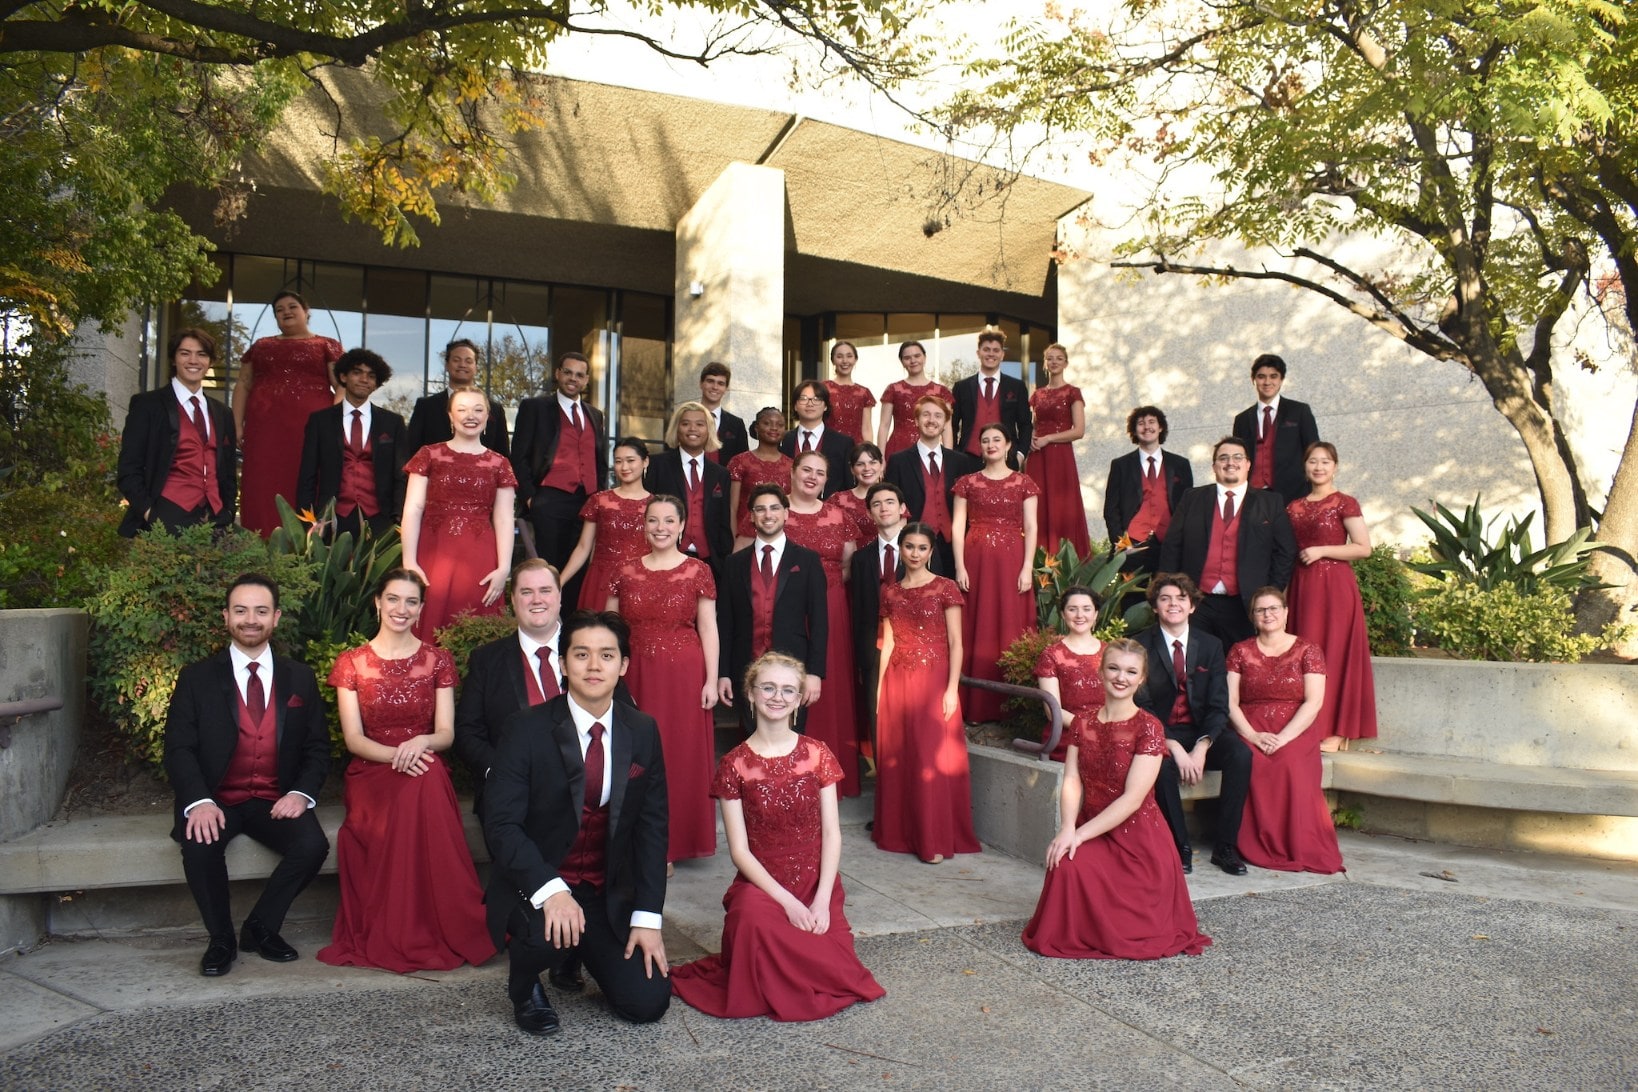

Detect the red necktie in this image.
[882,543,896,584]
[1262,404,1273,440]
[349,408,363,453]
[927,450,939,478]
[689,458,700,493]
[1146,455,1157,481]
[245,661,266,722]
[535,646,560,699]
[760,543,774,583]
[189,396,207,437]
[583,723,605,811]
[570,402,582,431]
[802,431,814,453]
[984,376,995,403]
[1223,491,1236,522]
[1171,639,1186,685]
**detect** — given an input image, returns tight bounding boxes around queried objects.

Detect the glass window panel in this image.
[362,312,427,421]
[305,263,363,348]
[491,281,553,416]
[552,285,609,409]
[615,292,670,443]
[939,332,982,386]
[833,313,884,343]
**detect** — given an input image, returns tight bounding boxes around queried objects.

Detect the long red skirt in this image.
[415,519,503,640]
[1286,559,1378,740]
[1026,442,1091,559]
[1237,703,1344,874]
[804,580,861,796]
[960,532,1035,723]
[872,657,980,861]
[625,637,717,862]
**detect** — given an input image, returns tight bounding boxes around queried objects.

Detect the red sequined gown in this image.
[318,643,496,972]
[785,504,861,796]
[953,471,1041,722]
[1025,383,1092,558]
[577,490,651,610]
[671,738,886,1021]
[824,489,876,549]
[880,379,955,456]
[403,445,516,639]
[873,576,980,860]
[1022,710,1211,960]
[1285,491,1378,740]
[1033,639,1106,762]
[822,380,876,446]
[727,451,794,539]
[238,335,343,537]
[1228,637,1343,873]
[610,557,719,861]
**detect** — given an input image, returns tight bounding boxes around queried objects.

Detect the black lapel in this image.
[550,702,584,833]
[606,705,635,835]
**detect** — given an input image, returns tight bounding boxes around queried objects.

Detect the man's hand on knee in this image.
[542,891,585,948]
[624,926,668,978]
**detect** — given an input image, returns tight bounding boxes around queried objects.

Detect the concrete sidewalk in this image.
[3,795,1636,1089]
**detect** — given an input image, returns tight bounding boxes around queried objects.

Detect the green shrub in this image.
[436,610,521,687]
[1032,539,1148,635]
[86,525,317,768]
[1411,495,1606,594]
[1352,544,1416,656]
[266,496,403,648]
[1411,581,1622,663]
[997,626,1060,736]
[302,632,368,757]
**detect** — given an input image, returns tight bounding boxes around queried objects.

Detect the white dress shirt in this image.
[171,378,211,438]
[184,646,316,815]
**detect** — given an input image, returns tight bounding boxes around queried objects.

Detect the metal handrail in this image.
[0,697,63,721]
[958,676,1063,760]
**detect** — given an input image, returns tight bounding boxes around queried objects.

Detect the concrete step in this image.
[1327,751,1638,815]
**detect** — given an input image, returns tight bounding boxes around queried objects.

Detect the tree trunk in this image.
[1577,394,1638,657]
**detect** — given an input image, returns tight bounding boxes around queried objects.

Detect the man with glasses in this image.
[1158,436,1295,645]
[778,380,854,497]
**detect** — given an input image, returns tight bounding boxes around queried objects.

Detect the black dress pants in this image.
[1154,729,1252,857]
[178,797,329,941]
[506,885,670,1024]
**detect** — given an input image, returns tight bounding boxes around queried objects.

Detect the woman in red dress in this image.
[1285,442,1378,751]
[876,340,953,456]
[1228,587,1343,874]
[560,437,652,611]
[607,495,721,864]
[1025,343,1091,558]
[235,290,343,537]
[671,652,885,1021]
[1022,639,1211,960]
[825,442,885,549]
[1034,586,1107,762]
[785,451,861,796]
[952,422,1041,723]
[400,390,516,639]
[727,407,793,549]
[823,340,877,445]
[874,524,980,864]
[318,570,496,972]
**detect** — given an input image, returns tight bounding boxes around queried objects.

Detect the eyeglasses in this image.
[1253,606,1284,615]
[795,395,825,404]
[754,684,800,700]
[1214,454,1248,464]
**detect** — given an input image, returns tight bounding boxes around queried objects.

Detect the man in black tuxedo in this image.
[883,393,980,573]
[512,352,607,608]
[405,338,510,456]
[1133,573,1249,877]
[163,574,331,976]
[484,611,670,1036]
[116,327,238,538]
[716,484,828,728]
[645,402,733,581]
[1103,405,1193,574]
[1231,353,1321,505]
[1159,435,1296,646]
[296,348,407,540]
[778,379,854,498]
[951,329,1031,469]
[698,361,748,464]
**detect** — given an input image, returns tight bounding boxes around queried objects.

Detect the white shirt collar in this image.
[341,399,372,436]
[1215,483,1243,504]
[915,439,942,460]
[228,645,273,699]
[171,379,210,437]
[556,391,582,414]
[1158,623,1191,649]
[753,533,788,570]
[1258,393,1282,416]
[801,422,826,443]
[517,625,560,660]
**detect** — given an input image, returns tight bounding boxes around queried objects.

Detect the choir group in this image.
[131,294,1379,1035]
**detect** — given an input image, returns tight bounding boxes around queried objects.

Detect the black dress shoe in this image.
[1179,847,1193,875]
[241,919,299,963]
[1210,845,1249,876]
[548,955,584,992]
[200,938,236,977]
[514,983,562,1037]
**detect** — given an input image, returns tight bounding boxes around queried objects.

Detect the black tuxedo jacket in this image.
[882,444,982,529]
[714,409,749,464]
[1133,625,1230,744]
[483,695,667,944]
[847,534,949,659]
[116,387,238,537]
[162,650,331,841]
[405,390,511,457]
[454,632,634,813]
[1158,485,1297,608]
[645,449,733,565]
[778,427,856,498]
[717,541,829,686]
[512,395,609,509]
[1232,398,1321,504]
[951,373,1033,469]
[1102,449,1193,542]
[295,403,409,523]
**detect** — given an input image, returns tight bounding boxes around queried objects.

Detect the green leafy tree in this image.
[942,0,1638,651]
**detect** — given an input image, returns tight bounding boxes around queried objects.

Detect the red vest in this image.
[963,377,1003,456]
[337,423,378,518]
[751,546,777,659]
[558,802,609,891]
[540,404,598,493]
[1200,495,1242,597]
[1126,459,1172,542]
[682,459,710,558]
[160,402,224,514]
[217,682,280,807]
[1252,408,1276,489]
[919,451,951,538]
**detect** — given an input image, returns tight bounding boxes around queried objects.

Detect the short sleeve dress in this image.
[880,380,955,456]
[1033,638,1106,762]
[575,490,651,610]
[823,380,877,445]
[1285,491,1378,741]
[403,444,517,639]
[952,470,1041,722]
[238,335,343,537]
[1024,383,1092,558]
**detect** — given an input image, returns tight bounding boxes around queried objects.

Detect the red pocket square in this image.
[627,763,645,779]
[286,694,304,707]
[789,564,801,572]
